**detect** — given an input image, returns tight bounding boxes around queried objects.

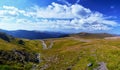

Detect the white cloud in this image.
[58,0,71,6]
[25,3,91,19]
[0,2,118,32]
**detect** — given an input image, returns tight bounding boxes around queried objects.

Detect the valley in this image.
[0,32,120,70]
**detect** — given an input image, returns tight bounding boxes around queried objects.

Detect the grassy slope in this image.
[0,37,120,70]
[69,32,114,39]
[0,38,43,70]
[40,38,120,70]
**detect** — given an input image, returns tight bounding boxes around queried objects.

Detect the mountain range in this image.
[0,29,68,39]
[0,29,116,39]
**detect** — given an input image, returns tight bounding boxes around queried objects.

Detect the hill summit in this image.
[69,32,114,39]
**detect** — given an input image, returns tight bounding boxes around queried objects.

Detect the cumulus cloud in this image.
[0,2,118,32]
[25,3,92,19]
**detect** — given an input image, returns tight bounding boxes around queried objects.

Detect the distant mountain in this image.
[69,32,115,39]
[0,29,116,39]
[0,30,68,39]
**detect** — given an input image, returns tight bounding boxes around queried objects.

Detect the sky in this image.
[0,0,120,34]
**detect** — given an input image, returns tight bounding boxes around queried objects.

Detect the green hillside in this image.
[69,32,114,39]
[0,33,120,70]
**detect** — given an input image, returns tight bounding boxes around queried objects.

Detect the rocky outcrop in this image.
[94,62,108,70]
[18,40,25,45]
[0,50,41,64]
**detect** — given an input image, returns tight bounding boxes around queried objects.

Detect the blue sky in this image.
[0,0,120,34]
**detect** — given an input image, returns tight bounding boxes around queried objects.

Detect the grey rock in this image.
[87,63,93,67]
[94,62,108,70]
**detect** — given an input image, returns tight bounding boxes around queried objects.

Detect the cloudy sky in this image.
[0,0,120,34]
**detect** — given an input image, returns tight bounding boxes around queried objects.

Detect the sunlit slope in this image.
[0,35,43,70]
[40,38,120,70]
[0,35,120,70]
[69,32,114,39]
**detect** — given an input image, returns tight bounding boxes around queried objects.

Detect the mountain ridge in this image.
[0,29,117,39]
[69,32,115,39]
[0,29,68,39]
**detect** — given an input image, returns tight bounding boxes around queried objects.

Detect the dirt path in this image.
[40,40,54,49]
[40,40,48,49]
